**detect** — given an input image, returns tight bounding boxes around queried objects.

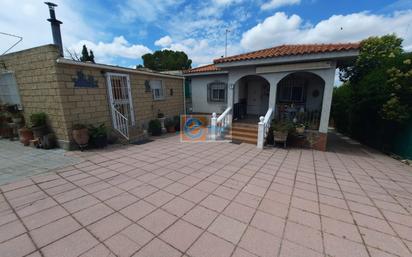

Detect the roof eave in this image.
[183,70,228,77]
[214,50,359,68]
[56,58,184,80]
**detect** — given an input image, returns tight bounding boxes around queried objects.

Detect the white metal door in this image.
[106,73,135,139]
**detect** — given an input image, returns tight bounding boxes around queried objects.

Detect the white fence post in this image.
[257,116,265,149]
[211,112,217,141]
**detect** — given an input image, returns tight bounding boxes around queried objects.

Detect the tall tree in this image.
[141,50,192,71]
[80,45,95,63]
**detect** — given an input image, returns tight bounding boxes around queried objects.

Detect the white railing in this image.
[257,108,273,149]
[113,108,129,140]
[210,106,232,140]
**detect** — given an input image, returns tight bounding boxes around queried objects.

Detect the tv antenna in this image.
[225,29,230,57]
[0,32,23,55]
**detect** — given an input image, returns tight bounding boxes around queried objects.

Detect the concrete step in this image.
[232,122,258,129]
[230,135,257,145]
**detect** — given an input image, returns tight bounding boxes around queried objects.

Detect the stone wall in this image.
[0,45,69,141]
[1,44,184,149]
[56,64,185,144]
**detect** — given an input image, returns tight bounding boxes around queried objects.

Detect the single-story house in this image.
[184,43,360,150]
[0,44,184,149]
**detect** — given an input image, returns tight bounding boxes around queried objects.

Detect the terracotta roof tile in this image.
[213,43,360,64]
[184,64,221,74]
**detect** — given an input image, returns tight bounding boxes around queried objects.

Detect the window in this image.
[150,80,165,100]
[0,72,22,108]
[278,78,305,102]
[207,81,227,102]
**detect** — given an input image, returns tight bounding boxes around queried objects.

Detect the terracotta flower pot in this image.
[166,126,176,133]
[72,128,89,146]
[19,127,34,146]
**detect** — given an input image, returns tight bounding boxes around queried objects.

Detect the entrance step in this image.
[229,122,258,145]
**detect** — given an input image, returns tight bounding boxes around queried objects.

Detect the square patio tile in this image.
[238,227,281,257]
[324,233,369,257]
[161,197,195,217]
[208,214,247,244]
[322,216,362,242]
[88,213,131,241]
[62,195,100,213]
[284,221,323,253]
[288,207,321,230]
[250,210,285,237]
[200,195,230,212]
[160,219,203,252]
[30,216,81,247]
[187,231,235,257]
[22,205,68,230]
[0,233,36,257]
[359,227,411,256]
[181,188,208,204]
[183,205,219,229]
[163,182,189,195]
[105,224,153,257]
[79,244,115,257]
[104,192,139,211]
[138,208,177,235]
[223,202,255,223]
[279,240,323,257]
[120,200,156,221]
[132,238,181,257]
[0,220,26,243]
[72,203,114,226]
[42,229,99,257]
[144,190,175,207]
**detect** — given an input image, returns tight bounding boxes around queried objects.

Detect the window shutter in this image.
[207,83,211,102]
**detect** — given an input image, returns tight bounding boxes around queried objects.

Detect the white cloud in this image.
[155,36,173,47]
[241,11,412,51]
[119,0,182,23]
[261,0,301,10]
[0,0,95,54]
[68,36,151,63]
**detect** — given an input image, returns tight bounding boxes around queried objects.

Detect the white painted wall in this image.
[305,77,324,111]
[189,74,228,114]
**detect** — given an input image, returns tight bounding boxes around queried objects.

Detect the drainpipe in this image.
[45,2,63,56]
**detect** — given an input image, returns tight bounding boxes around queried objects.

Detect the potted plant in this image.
[295,123,305,135]
[148,119,162,136]
[173,115,181,131]
[11,112,23,124]
[272,121,293,148]
[72,124,89,150]
[30,112,48,139]
[88,123,108,148]
[165,118,176,133]
[18,127,34,146]
[157,112,166,133]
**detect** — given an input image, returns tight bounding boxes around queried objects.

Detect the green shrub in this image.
[88,123,107,138]
[148,119,162,136]
[30,112,47,127]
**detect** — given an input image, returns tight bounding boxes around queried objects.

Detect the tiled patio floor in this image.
[0,140,81,185]
[1,134,412,257]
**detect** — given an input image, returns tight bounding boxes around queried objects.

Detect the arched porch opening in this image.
[275,72,325,130]
[233,75,270,121]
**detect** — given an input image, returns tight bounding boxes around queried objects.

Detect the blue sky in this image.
[1,0,412,68]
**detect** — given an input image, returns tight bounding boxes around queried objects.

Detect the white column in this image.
[319,68,336,133]
[210,112,217,140]
[268,80,278,110]
[257,116,265,149]
[227,82,234,110]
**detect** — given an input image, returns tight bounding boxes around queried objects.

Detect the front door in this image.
[106,73,135,138]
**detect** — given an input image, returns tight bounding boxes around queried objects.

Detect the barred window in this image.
[0,72,22,108]
[150,80,165,100]
[207,81,227,102]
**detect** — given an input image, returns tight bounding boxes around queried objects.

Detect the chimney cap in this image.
[44,2,58,8]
